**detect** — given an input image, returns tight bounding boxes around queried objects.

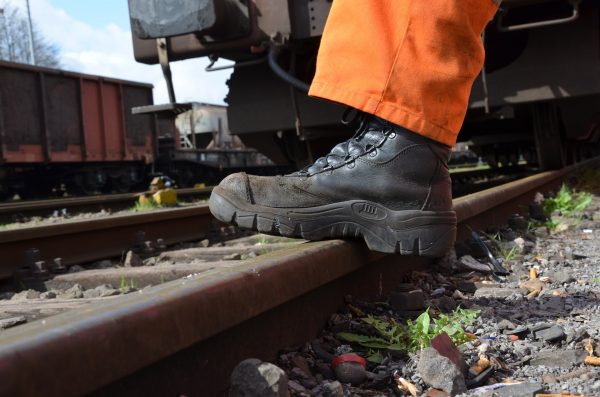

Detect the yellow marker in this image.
[153,188,177,206]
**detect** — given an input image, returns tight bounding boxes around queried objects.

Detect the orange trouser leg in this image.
[308,0,499,146]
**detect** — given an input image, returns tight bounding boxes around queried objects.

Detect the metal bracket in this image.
[497,0,580,32]
[157,38,176,104]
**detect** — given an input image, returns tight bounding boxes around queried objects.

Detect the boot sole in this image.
[209,188,456,257]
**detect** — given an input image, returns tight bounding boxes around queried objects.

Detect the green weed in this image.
[503,245,519,261]
[132,200,161,212]
[406,308,479,351]
[256,234,270,245]
[594,276,600,284]
[119,276,138,291]
[337,307,479,357]
[544,184,592,216]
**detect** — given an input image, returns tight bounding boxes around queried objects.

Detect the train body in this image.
[129,0,600,170]
[0,61,156,198]
[0,61,279,199]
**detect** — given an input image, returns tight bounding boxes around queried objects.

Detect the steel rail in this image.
[0,186,213,224]
[0,205,215,279]
[0,158,597,397]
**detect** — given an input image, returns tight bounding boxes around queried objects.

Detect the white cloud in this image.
[5,0,233,104]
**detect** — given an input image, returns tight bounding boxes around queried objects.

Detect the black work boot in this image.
[209,116,456,257]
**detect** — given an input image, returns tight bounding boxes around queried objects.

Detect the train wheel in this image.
[71,172,105,196]
[533,103,566,170]
[110,175,133,194]
[107,168,143,193]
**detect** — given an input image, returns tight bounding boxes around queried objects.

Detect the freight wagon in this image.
[0,60,155,199]
[0,61,281,199]
[128,0,600,170]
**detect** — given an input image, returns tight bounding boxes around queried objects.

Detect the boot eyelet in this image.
[388,132,396,139]
[369,149,377,157]
[347,161,355,169]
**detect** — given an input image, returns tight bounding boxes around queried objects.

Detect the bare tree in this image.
[0,2,60,68]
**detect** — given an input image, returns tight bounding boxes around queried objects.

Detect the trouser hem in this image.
[309,81,458,147]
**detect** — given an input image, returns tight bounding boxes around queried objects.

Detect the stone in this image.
[542,374,557,384]
[497,319,516,331]
[540,296,564,311]
[566,328,588,344]
[504,325,529,336]
[83,289,101,299]
[11,289,40,300]
[59,284,84,299]
[457,281,477,294]
[68,265,85,273]
[416,347,466,395]
[321,381,343,397]
[40,291,57,299]
[229,358,289,397]
[508,214,529,231]
[124,251,143,267]
[458,255,492,273]
[95,284,120,297]
[533,325,565,343]
[479,382,543,397]
[316,363,335,380]
[529,193,546,220]
[389,284,425,313]
[286,380,305,393]
[199,239,210,247]
[549,270,575,284]
[474,287,526,299]
[0,316,27,329]
[435,296,457,313]
[533,227,549,238]
[530,350,587,367]
[512,238,526,253]
[431,333,467,372]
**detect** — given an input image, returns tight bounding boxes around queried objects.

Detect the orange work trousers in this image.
[308,0,499,147]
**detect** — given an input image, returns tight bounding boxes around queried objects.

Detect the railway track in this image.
[0,186,213,225]
[0,167,526,279]
[0,204,216,280]
[0,158,597,397]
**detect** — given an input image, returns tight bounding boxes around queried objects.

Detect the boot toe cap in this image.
[216,172,250,202]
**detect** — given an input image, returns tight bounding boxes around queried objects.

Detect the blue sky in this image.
[49,0,130,30]
[4,0,233,104]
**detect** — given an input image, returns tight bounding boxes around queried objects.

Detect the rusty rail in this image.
[0,158,597,397]
[0,205,215,279]
[0,186,213,224]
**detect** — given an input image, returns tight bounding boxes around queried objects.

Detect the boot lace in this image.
[295,110,394,176]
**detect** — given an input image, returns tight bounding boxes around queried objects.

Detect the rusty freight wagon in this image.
[0,60,156,199]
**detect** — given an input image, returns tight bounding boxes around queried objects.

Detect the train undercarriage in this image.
[129,0,600,171]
